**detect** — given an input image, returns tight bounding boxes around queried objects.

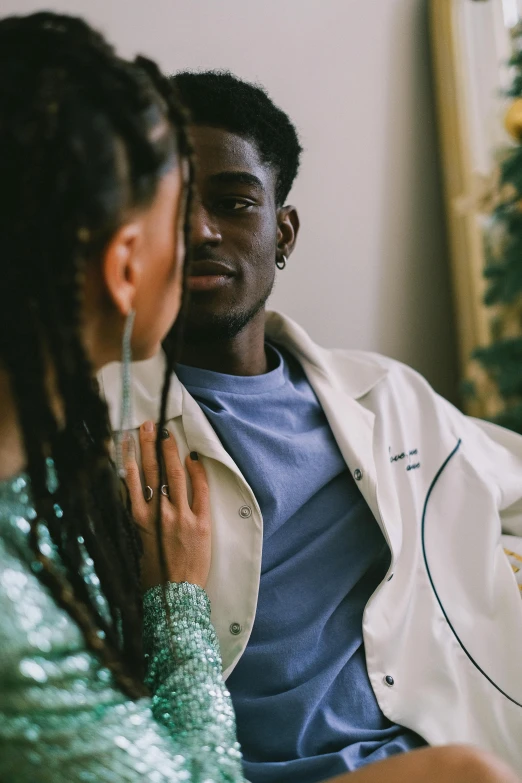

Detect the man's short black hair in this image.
[171,70,302,206]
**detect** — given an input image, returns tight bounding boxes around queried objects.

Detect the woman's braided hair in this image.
[0,11,194,698]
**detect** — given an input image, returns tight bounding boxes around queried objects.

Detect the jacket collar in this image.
[98,310,388,432]
[265,311,388,400]
[98,352,182,432]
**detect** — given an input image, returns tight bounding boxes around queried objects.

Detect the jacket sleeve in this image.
[468,417,522,539]
[464,416,522,592]
[0,539,244,783]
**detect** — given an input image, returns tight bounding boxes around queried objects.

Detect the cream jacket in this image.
[99,311,522,772]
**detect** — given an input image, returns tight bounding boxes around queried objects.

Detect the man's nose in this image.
[191,200,222,246]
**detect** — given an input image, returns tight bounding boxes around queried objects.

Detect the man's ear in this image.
[102,221,144,316]
[277,206,300,259]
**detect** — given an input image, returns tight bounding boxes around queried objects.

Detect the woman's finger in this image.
[161,427,189,509]
[140,421,160,490]
[185,452,210,519]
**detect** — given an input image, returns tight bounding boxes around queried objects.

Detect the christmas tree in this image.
[471,24,522,434]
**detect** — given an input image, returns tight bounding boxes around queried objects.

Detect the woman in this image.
[0,10,518,783]
[0,11,241,782]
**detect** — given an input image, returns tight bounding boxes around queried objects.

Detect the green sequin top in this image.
[0,468,244,782]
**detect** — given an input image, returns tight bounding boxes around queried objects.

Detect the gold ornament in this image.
[505,98,522,141]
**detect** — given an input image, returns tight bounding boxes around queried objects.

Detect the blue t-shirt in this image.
[176,344,425,783]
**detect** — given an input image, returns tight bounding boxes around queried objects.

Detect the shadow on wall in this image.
[377,0,459,405]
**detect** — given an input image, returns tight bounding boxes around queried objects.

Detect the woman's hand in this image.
[123,421,211,592]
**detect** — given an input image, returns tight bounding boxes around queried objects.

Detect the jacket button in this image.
[384,675,395,687]
[229,622,242,636]
[239,505,252,519]
[354,469,363,481]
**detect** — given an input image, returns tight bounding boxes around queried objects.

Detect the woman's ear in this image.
[102,220,144,316]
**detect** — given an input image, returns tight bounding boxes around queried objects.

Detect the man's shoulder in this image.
[326,346,446,410]
[267,314,522,475]
[266,311,421,372]
[327,345,418,376]
[265,310,437,399]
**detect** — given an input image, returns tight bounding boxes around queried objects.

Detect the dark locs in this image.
[0,11,194,697]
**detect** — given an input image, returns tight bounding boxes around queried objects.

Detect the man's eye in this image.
[218,198,252,211]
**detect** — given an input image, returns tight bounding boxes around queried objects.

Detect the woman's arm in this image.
[0,419,243,782]
[143,581,241,777]
[0,537,243,782]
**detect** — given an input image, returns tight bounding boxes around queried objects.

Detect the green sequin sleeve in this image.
[143,581,243,779]
[0,481,244,783]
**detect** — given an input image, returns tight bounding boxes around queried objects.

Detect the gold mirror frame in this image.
[431,0,515,415]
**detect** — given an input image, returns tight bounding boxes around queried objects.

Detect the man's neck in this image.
[179,311,268,376]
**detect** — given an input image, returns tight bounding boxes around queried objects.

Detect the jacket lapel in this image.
[266,310,403,560]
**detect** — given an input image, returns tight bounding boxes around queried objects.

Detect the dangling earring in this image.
[116,309,136,478]
[276,254,287,270]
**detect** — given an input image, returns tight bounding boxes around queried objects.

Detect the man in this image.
[100,71,522,782]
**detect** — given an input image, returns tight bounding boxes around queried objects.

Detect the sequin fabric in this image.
[0,469,244,782]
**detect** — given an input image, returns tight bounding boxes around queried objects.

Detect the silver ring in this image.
[160,484,170,498]
[144,485,153,503]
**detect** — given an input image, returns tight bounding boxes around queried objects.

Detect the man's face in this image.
[183,126,280,341]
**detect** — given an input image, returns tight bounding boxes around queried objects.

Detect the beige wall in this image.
[0,0,459,401]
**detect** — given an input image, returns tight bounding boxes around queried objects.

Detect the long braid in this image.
[0,12,193,696]
[133,56,197,590]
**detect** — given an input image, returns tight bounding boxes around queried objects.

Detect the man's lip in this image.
[186,274,233,292]
[187,261,235,277]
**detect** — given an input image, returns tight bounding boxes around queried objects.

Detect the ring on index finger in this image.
[144,485,154,503]
[160,484,170,498]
